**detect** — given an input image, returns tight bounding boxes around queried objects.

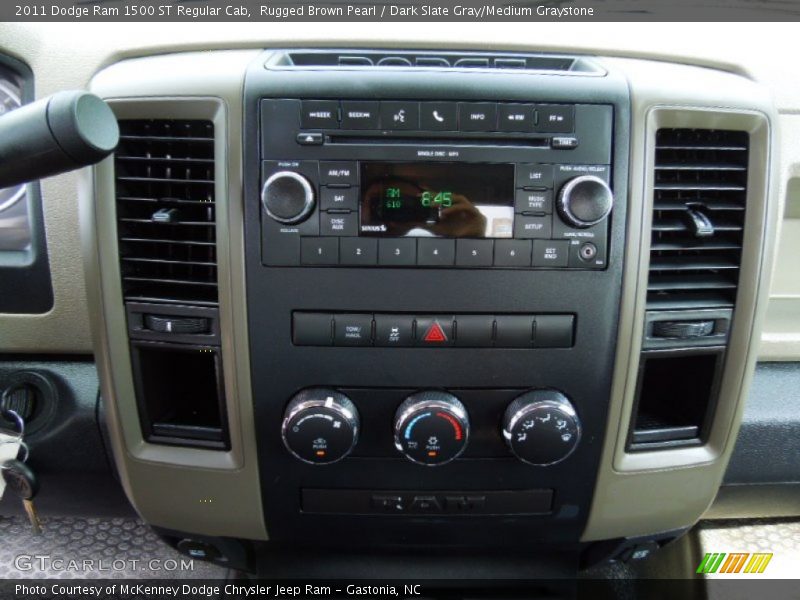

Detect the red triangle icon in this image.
[423,322,447,343]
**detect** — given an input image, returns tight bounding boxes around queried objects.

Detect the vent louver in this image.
[114,119,217,306]
[647,129,749,310]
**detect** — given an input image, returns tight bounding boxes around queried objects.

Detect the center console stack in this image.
[243,51,630,552]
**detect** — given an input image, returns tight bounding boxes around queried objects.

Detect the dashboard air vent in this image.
[114,119,217,306]
[647,128,749,310]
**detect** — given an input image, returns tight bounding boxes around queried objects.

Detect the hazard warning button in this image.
[415,315,454,347]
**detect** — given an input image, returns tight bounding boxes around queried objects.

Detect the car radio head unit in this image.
[258,98,614,270]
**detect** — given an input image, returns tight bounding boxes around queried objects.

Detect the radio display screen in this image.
[360,162,514,238]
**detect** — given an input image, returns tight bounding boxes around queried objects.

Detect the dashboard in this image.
[0,23,798,579]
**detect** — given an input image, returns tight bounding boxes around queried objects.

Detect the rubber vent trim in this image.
[114,119,218,306]
[647,128,749,310]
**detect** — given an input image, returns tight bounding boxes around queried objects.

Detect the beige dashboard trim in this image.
[584,58,779,541]
[80,50,780,543]
[82,51,267,539]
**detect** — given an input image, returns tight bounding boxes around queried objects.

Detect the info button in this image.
[459,102,497,132]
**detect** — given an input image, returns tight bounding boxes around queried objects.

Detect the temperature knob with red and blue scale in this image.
[393,391,470,466]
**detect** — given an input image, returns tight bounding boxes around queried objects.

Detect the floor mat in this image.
[0,516,226,579]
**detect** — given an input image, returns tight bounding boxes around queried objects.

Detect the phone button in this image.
[420,102,458,131]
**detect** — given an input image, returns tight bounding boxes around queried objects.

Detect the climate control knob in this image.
[394,391,469,466]
[502,390,581,466]
[557,175,613,228]
[281,388,359,465]
[261,170,315,224]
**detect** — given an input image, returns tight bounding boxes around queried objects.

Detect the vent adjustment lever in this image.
[652,320,715,339]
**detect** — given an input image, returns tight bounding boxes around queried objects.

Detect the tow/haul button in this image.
[393,391,469,466]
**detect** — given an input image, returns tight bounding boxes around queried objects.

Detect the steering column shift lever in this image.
[0,90,119,189]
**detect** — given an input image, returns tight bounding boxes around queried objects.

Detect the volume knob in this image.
[557,175,613,228]
[261,170,315,224]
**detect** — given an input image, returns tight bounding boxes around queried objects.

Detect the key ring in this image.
[0,440,28,465]
[0,409,25,439]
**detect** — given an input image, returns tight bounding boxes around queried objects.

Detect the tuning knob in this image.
[394,391,469,466]
[281,388,359,465]
[502,390,581,466]
[261,170,315,224]
[557,175,613,228]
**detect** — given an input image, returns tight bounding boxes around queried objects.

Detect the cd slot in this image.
[327,134,550,148]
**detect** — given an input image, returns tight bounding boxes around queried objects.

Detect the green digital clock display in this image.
[362,162,514,238]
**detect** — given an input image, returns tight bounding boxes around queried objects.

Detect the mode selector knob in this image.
[394,391,469,466]
[281,388,359,465]
[502,390,581,466]
[557,175,613,228]
[261,170,315,224]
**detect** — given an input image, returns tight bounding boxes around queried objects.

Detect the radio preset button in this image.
[456,239,494,267]
[494,240,532,267]
[515,190,553,214]
[420,102,458,131]
[301,237,339,265]
[380,101,420,130]
[374,314,414,347]
[417,238,456,266]
[535,105,575,133]
[532,240,570,268]
[340,237,378,265]
[513,215,552,239]
[516,164,554,189]
[341,101,380,129]
[321,212,358,236]
[320,161,358,186]
[378,238,417,266]
[458,102,498,132]
[498,104,535,132]
[320,187,358,211]
[300,100,339,129]
[334,314,373,346]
